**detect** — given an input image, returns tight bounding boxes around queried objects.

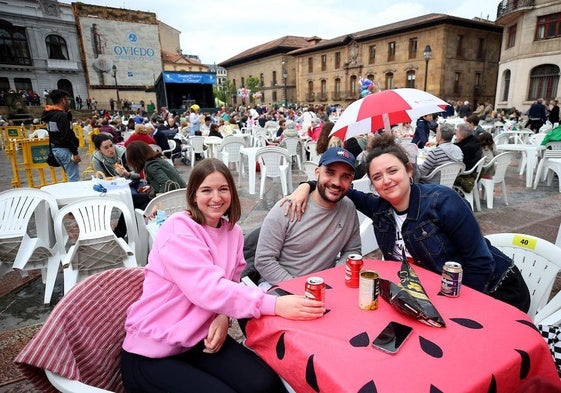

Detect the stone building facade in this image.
[494,0,560,112]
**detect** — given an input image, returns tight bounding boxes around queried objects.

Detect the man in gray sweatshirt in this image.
[419,123,464,184]
[255,147,362,287]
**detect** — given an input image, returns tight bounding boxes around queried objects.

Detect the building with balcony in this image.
[0,0,88,106]
[218,14,502,109]
[494,0,560,112]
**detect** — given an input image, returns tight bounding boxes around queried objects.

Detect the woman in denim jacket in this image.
[286,133,530,312]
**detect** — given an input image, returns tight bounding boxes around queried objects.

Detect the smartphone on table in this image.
[372,321,413,354]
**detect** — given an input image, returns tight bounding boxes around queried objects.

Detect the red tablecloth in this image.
[246,260,560,393]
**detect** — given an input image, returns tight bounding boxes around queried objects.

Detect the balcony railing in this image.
[317,93,328,102]
[47,59,79,71]
[305,93,315,102]
[496,0,535,19]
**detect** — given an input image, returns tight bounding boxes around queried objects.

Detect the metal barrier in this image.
[5,138,67,188]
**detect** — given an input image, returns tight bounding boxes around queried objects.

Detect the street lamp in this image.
[423,45,432,92]
[111,64,120,107]
[281,59,288,107]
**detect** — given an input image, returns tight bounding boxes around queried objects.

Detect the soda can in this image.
[344,254,364,288]
[441,262,463,297]
[359,270,379,310]
[305,276,325,302]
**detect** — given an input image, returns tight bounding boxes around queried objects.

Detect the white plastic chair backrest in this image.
[142,188,186,220]
[422,162,465,188]
[352,175,374,194]
[528,133,546,146]
[305,140,321,163]
[189,136,206,153]
[461,157,487,180]
[256,146,290,178]
[163,139,176,153]
[483,152,514,182]
[149,144,162,153]
[219,136,246,156]
[546,141,561,150]
[485,233,561,320]
[0,188,58,237]
[204,136,222,146]
[400,142,419,164]
[302,161,317,181]
[253,128,270,147]
[283,137,300,156]
[54,198,136,265]
[493,133,510,145]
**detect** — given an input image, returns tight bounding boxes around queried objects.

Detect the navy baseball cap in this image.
[318,147,356,172]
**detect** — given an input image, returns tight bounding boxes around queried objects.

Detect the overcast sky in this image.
[73,0,501,65]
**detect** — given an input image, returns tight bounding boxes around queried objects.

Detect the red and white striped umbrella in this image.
[330,88,448,141]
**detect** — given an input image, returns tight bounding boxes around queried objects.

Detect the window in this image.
[259,73,264,87]
[502,69,511,102]
[335,78,341,97]
[321,79,327,94]
[272,91,277,102]
[335,52,341,69]
[475,72,481,87]
[387,42,395,62]
[456,35,464,57]
[0,77,9,91]
[350,76,357,95]
[528,64,559,100]
[408,38,417,59]
[507,24,517,48]
[454,72,461,94]
[477,38,485,60]
[241,77,245,87]
[385,73,394,90]
[272,71,277,86]
[321,54,327,71]
[307,81,314,101]
[536,12,561,40]
[406,70,416,88]
[0,25,32,66]
[308,57,313,73]
[14,77,32,91]
[368,45,376,64]
[46,34,68,60]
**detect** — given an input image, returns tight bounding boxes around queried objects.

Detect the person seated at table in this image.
[391,122,414,140]
[412,114,432,149]
[466,114,486,137]
[123,124,156,147]
[125,141,186,197]
[454,122,483,193]
[419,123,463,184]
[315,121,336,155]
[307,118,323,142]
[92,133,150,237]
[275,119,286,140]
[98,118,122,143]
[283,133,530,312]
[208,123,223,139]
[120,158,325,393]
[479,131,498,179]
[254,147,361,288]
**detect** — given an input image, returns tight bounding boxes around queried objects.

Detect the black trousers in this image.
[489,265,531,313]
[121,336,287,393]
[113,189,150,238]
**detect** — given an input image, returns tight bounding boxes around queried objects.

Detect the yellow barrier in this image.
[5,138,67,188]
[73,124,85,148]
[87,127,100,156]
[1,125,27,150]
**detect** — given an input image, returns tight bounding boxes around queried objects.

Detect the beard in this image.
[317,176,347,204]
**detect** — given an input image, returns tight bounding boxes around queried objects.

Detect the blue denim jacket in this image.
[348,183,513,293]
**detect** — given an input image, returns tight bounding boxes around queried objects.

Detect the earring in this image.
[409,177,413,185]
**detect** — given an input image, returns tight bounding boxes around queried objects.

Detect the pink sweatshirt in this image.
[122,212,277,357]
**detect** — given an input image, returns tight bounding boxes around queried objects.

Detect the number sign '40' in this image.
[512,234,537,250]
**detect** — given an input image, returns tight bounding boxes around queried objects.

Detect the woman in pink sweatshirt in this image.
[121,158,324,392]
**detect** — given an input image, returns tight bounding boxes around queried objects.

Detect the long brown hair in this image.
[186,158,241,229]
[316,121,335,154]
[125,141,160,172]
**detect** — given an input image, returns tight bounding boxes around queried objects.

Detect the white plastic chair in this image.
[187,135,207,167]
[219,136,246,174]
[135,188,187,265]
[282,137,302,170]
[533,142,561,192]
[161,139,176,166]
[0,188,60,304]
[352,176,379,256]
[485,233,561,322]
[304,140,321,163]
[457,157,486,211]
[479,152,514,209]
[54,197,138,295]
[419,161,465,188]
[255,146,292,199]
[302,160,317,181]
[252,127,270,147]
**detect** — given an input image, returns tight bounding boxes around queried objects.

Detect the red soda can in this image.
[345,254,364,288]
[305,276,325,302]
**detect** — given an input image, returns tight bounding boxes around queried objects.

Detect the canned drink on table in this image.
[441,262,463,297]
[359,270,379,310]
[305,276,326,302]
[344,254,364,288]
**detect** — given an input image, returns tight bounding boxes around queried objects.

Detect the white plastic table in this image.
[496,143,545,187]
